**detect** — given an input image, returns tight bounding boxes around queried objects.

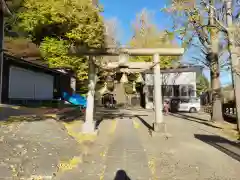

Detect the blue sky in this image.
[100,0,172,44]
[100,0,232,86]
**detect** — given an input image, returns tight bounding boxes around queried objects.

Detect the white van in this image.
[169,97,201,113]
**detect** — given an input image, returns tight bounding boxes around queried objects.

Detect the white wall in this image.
[145,71,197,98]
[9,66,35,99]
[9,66,54,100]
[162,72,196,85]
[145,71,196,86]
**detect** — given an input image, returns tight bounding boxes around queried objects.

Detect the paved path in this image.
[55,117,151,180]
[1,108,240,180]
[104,118,151,180]
[55,109,240,180]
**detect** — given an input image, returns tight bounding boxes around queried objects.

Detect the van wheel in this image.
[189,107,197,113]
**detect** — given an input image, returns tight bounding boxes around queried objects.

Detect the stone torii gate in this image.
[70,47,184,134]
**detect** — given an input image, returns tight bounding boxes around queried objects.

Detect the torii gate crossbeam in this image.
[70,47,184,134]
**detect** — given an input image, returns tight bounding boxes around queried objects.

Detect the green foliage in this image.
[39,37,89,80]
[129,9,180,68]
[196,74,210,96]
[16,0,105,80]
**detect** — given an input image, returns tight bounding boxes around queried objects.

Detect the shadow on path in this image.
[0,106,41,121]
[135,115,154,131]
[114,170,131,180]
[175,112,210,121]
[194,134,240,162]
[170,113,222,129]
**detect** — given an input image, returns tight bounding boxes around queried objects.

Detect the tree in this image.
[129,9,180,68]
[163,0,224,122]
[16,0,105,81]
[4,0,24,36]
[104,17,121,48]
[5,0,23,12]
[100,17,121,74]
[95,17,122,92]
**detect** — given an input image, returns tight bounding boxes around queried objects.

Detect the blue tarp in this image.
[62,92,87,107]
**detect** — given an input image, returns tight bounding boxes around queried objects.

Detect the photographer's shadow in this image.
[114,170,131,180]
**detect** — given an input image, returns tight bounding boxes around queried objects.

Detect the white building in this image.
[144,66,203,105]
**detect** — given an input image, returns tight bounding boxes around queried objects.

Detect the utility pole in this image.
[225,0,240,131]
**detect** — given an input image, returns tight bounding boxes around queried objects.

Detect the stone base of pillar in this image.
[153,122,166,133]
[81,121,98,135]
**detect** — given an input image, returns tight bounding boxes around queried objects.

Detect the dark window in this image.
[162,85,166,96]
[173,85,180,97]
[162,85,173,97]
[148,85,154,102]
[180,85,188,96]
[148,86,154,97]
[180,98,190,103]
[188,85,195,97]
[166,85,173,96]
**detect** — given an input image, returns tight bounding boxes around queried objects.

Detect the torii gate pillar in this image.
[153,53,163,131]
[82,56,97,134]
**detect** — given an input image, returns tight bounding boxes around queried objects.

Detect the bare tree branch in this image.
[200,0,228,32]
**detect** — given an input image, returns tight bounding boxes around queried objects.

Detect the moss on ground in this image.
[57,156,83,172]
[63,121,97,144]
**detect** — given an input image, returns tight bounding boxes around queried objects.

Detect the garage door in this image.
[9,66,54,100]
[34,72,54,99]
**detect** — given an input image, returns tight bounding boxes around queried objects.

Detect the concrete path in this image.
[1,108,240,180]
[54,117,151,180]
[103,118,151,180]
[56,109,240,180]
[55,109,240,180]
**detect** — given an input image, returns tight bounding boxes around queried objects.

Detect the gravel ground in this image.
[0,119,81,179]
